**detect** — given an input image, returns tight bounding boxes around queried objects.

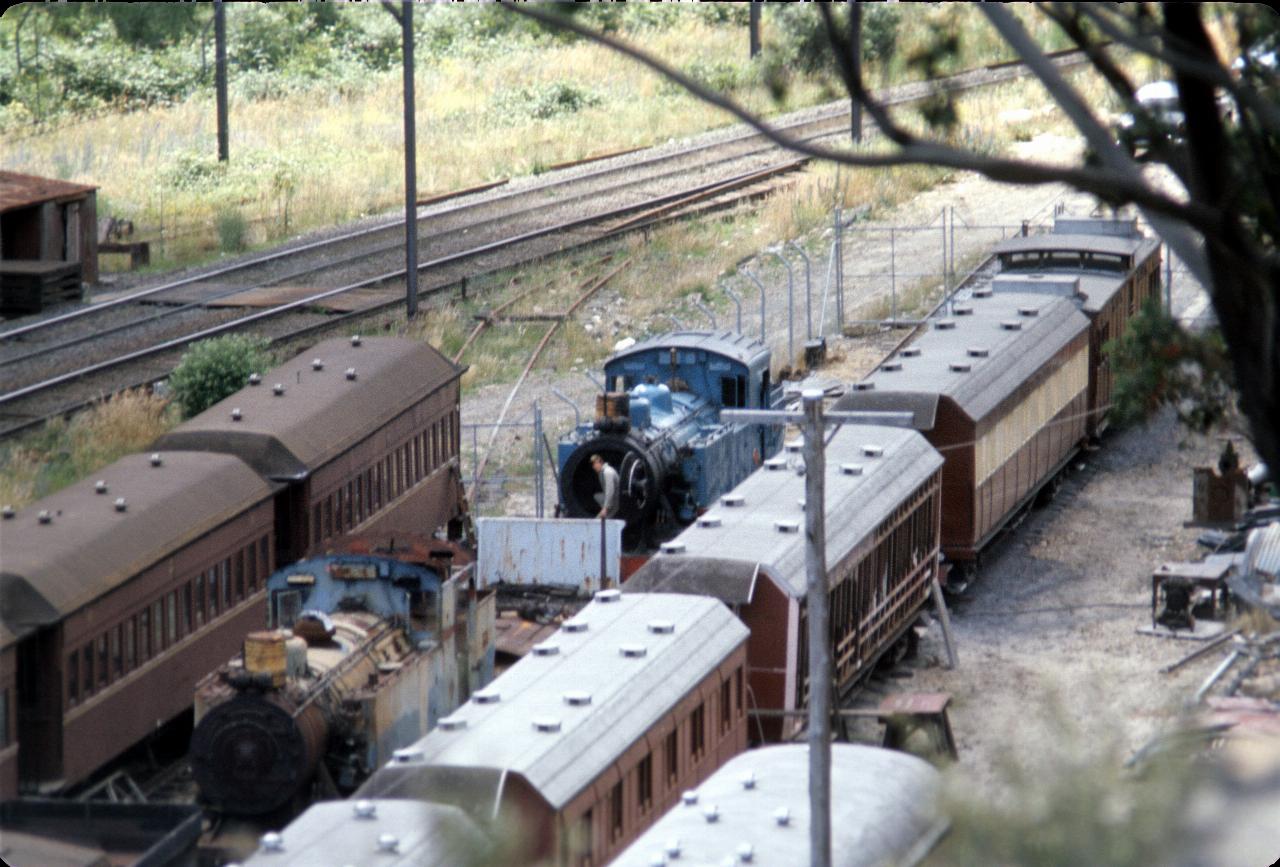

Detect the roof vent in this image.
[563,620,589,633]
[647,620,675,635]
[95,480,108,494]
[437,718,467,732]
[376,833,399,854]
[840,463,864,476]
[949,362,972,373]
[648,855,666,867]
[312,358,324,371]
[852,381,875,391]
[774,806,792,826]
[741,771,757,790]
[796,499,806,509]
[880,361,902,372]
[681,791,698,806]
[703,805,720,823]
[346,367,358,381]
[764,457,786,471]
[862,444,884,457]
[784,440,803,453]
[722,494,745,507]
[1000,320,1024,331]
[531,643,561,657]
[953,304,974,316]
[38,510,52,524]
[273,383,285,396]
[967,347,990,358]
[1018,305,1040,317]
[392,747,426,762]
[934,319,957,330]
[563,691,592,707]
[231,408,243,421]
[114,498,127,513]
[532,717,562,733]
[150,453,163,467]
[248,373,262,386]
[666,839,683,857]
[351,335,362,347]
[737,843,755,863]
[353,800,377,819]
[1,506,14,520]
[973,287,993,298]
[774,520,800,534]
[473,689,500,704]
[660,541,687,554]
[697,516,722,528]
[260,832,284,852]
[620,644,648,658]
[900,347,922,357]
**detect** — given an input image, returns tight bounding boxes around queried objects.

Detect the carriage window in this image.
[720,375,746,408]
[139,608,151,661]
[82,644,93,696]
[67,654,79,706]
[610,780,624,841]
[720,679,732,732]
[274,590,302,629]
[97,634,108,687]
[665,728,678,784]
[181,584,193,635]
[153,601,164,651]
[125,617,136,672]
[111,626,123,680]
[690,703,706,761]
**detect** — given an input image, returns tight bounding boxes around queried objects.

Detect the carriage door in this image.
[17,628,64,785]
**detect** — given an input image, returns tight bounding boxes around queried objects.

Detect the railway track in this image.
[0,48,1093,440]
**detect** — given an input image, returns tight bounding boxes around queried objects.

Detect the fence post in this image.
[834,207,844,331]
[786,241,812,341]
[534,402,544,518]
[890,227,896,325]
[769,251,795,365]
[1165,245,1173,313]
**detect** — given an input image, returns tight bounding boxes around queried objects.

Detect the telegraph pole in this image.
[383,0,419,318]
[214,0,228,162]
[723,394,913,867]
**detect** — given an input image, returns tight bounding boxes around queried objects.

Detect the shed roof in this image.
[837,292,1089,425]
[0,452,274,631]
[154,337,461,480]
[240,799,485,867]
[611,744,945,867]
[357,592,748,810]
[0,171,97,214]
[608,330,770,370]
[627,425,942,599]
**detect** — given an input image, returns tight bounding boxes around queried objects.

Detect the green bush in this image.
[168,334,271,418]
[216,209,249,253]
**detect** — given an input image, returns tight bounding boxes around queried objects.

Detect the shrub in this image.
[216,209,249,253]
[168,334,270,418]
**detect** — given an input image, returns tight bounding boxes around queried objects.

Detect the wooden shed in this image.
[0,171,99,314]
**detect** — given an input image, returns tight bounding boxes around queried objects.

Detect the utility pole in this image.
[383,0,419,317]
[749,3,761,59]
[723,394,913,867]
[214,0,228,162]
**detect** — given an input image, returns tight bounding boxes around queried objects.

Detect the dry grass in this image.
[0,389,177,509]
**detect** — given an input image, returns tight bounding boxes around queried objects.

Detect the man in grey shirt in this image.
[591,454,620,519]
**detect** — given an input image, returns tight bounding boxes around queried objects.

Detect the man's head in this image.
[590,454,604,471]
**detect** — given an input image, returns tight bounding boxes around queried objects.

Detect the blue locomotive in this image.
[558,330,784,546]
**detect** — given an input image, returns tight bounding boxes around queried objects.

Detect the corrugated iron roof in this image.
[611,744,945,867]
[628,425,942,599]
[0,452,274,626]
[0,170,97,213]
[356,592,748,810]
[154,337,461,479]
[838,292,1089,424]
[1246,523,1280,578]
[240,799,485,867]
[608,330,771,370]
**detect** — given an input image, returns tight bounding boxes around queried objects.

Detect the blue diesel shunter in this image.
[558,330,784,546]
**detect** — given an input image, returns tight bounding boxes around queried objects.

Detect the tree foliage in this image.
[168,334,270,419]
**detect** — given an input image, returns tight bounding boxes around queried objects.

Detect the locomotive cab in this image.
[557,331,782,548]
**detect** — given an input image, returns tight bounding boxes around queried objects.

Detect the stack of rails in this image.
[626,424,944,742]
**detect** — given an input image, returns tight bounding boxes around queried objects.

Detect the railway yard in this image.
[2,28,1277,867]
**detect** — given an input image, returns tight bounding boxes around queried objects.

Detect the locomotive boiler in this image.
[557,330,784,547]
[190,534,495,817]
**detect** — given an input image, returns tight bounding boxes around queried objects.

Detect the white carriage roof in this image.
[357,592,747,810]
[627,424,943,601]
[611,744,946,867]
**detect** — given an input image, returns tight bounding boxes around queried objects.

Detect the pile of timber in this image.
[0,259,83,315]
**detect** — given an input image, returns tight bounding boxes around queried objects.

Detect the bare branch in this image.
[1040,2,1137,102]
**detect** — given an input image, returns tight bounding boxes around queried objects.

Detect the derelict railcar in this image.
[611,744,947,867]
[626,424,943,742]
[992,215,1161,437]
[558,330,784,547]
[0,452,276,794]
[154,335,467,566]
[353,592,750,867]
[837,291,1091,568]
[191,534,495,818]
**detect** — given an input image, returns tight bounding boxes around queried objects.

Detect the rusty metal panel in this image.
[476,517,623,593]
[0,171,97,214]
